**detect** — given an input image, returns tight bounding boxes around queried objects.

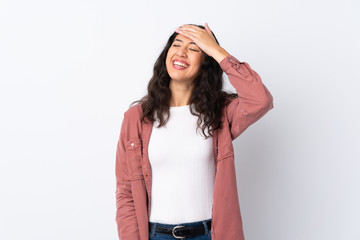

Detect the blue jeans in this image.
[149,218,212,240]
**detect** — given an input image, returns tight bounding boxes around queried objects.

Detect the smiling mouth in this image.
[172,60,189,70]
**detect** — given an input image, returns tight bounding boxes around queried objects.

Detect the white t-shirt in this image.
[148,103,215,224]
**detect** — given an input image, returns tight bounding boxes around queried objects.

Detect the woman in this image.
[115,23,274,240]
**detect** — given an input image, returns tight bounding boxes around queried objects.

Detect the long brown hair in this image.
[129,24,237,139]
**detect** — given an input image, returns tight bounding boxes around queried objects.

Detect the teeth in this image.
[173,61,188,68]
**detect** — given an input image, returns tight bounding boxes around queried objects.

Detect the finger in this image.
[205,23,216,40]
[176,29,198,41]
[178,26,200,34]
[181,24,214,41]
[180,25,205,34]
[205,23,211,35]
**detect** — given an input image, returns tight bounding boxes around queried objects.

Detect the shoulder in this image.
[123,103,143,120]
[120,103,144,138]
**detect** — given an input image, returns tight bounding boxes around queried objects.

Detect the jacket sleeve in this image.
[220,55,274,141]
[115,112,141,240]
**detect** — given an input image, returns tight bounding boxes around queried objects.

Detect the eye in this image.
[172,44,200,52]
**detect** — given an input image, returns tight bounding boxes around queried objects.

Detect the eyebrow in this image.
[174,39,196,45]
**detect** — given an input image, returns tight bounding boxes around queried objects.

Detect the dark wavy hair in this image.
[129,24,238,139]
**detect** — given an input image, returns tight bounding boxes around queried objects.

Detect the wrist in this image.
[211,46,231,64]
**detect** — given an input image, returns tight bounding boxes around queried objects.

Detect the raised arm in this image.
[219,55,274,140]
[175,24,274,139]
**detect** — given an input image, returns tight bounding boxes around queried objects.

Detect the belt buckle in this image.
[172,225,186,239]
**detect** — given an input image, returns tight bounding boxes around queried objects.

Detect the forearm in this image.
[116,183,141,239]
[212,46,231,64]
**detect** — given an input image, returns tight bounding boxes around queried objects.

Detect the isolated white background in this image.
[1,0,359,239]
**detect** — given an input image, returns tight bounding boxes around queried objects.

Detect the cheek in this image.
[193,57,203,75]
[192,56,203,70]
[165,57,171,69]
[194,54,203,64]
[166,52,174,67]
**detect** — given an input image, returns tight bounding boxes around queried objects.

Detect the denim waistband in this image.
[149,218,211,227]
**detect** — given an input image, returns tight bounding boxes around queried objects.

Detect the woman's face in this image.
[165,34,204,83]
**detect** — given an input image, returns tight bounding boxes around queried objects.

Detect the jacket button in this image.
[131,142,135,146]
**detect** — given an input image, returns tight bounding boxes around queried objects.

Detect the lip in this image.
[172,59,190,70]
[173,59,190,66]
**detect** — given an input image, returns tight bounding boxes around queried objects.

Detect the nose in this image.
[175,46,187,57]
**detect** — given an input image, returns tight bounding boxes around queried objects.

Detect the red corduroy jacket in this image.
[115,55,274,240]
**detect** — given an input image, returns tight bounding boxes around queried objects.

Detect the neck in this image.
[169,78,193,107]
